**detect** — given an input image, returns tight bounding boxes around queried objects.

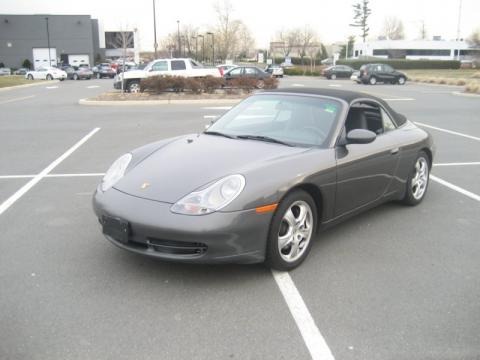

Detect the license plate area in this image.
[102,216,130,244]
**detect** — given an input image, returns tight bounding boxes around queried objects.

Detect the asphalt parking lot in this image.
[1,76,479,360]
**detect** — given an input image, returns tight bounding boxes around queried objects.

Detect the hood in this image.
[114,134,308,203]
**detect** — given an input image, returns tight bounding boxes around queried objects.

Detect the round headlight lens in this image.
[101,153,132,192]
[171,174,246,215]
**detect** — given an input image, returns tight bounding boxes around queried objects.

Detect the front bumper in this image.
[113,80,123,89]
[93,187,271,264]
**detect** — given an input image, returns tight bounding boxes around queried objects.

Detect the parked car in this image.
[65,66,93,80]
[223,66,271,88]
[0,67,12,76]
[323,65,355,80]
[359,63,407,85]
[25,67,67,81]
[93,88,434,270]
[14,68,29,75]
[92,64,116,79]
[217,64,237,76]
[265,64,284,78]
[351,70,360,83]
[114,58,221,93]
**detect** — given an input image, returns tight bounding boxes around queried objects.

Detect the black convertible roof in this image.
[263,87,407,126]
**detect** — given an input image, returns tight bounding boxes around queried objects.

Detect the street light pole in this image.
[207,32,214,66]
[45,17,51,66]
[177,20,181,58]
[153,0,158,58]
[192,36,198,61]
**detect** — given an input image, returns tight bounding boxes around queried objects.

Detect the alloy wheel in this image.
[411,157,429,200]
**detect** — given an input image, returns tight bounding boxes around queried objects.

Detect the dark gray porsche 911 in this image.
[93,88,434,270]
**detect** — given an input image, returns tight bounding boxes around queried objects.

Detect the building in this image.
[0,14,139,69]
[352,39,480,60]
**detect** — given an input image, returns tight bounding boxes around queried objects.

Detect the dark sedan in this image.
[93,88,434,270]
[92,64,116,79]
[65,66,93,80]
[323,65,355,79]
[359,63,407,85]
[223,66,271,88]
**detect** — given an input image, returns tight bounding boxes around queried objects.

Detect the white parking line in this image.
[202,106,232,110]
[45,86,59,89]
[0,95,35,105]
[0,128,100,216]
[292,84,305,87]
[0,173,105,180]
[431,175,480,202]
[87,85,100,89]
[434,162,480,167]
[328,84,342,87]
[415,122,480,142]
[272,270,335,360]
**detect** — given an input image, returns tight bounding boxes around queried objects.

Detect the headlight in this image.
[101,153,132,192]
[171,174,245,215]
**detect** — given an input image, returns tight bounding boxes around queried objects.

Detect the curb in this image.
[0,80,58,92]
[451,91,480,98]
[78,98,244,106]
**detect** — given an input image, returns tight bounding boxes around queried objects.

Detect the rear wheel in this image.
[73,73,79,80]
[398,76,406,85]
[369,76,377,85]
[27,74,34,80]
[46,74,53,80]
[330,73,337,80]
[265,190,317,271]
[402,151,430,206]
[256,79,265,89]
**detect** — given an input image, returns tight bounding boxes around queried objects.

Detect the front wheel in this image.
[127,80,141,93]
[256,79,265,89]
[27,74,34,80]
[398,76,406,85]
[369,76,377,85]
[265,190,317,271]
[46,74,53,80]
[402,151,430,206]
[331,74,337,80]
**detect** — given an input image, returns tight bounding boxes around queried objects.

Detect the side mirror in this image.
[346,129,376,144]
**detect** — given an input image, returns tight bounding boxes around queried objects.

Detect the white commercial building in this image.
[352,40,480,60]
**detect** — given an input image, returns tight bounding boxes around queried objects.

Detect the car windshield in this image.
[207,94,342,147]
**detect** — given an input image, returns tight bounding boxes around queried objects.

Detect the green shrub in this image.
[22,59,32,69]
[229,77,258,92]
[336,59,460,70]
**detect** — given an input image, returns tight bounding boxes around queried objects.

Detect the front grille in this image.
[146,237,208,256]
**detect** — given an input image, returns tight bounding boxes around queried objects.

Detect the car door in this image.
[381,64,396,83]
[148,60,169,77]
[226,67,243,80]
[36,68,47,79]
[334,102,401,216]
[244,67,258,79]
[170,60,188,77]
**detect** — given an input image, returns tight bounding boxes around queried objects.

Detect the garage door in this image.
[33,48,57,69]
[68,55,90,67]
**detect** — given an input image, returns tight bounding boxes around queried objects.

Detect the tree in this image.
[320,44,328,60]
[350,0,372,42]
[275,28,302,57]
[381,16,404,40]
[299,26,318,65]
[22,59,32,69]
[467,28,480,47]
[418,20,428,40]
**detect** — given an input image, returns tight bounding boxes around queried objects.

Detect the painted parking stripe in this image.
[272,270,335,360]
[202,106,232,110]
[415,122,480,142]
[433,162,480,167]
[45,86,58,89]
[292,83,306,87]
[431,175,480,202]
[87,85,100,89]
[328,84,342,87]
[0,128,100,216]
[0,95,36,104]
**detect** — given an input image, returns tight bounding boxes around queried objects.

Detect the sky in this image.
[1,0,479,50]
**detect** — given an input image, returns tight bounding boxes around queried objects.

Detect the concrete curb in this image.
[0,80,58,92]
[78,98,244,106]
[451,91,480,98]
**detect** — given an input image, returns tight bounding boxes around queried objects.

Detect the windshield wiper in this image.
[204,131,237,139]
[236,134,293,147]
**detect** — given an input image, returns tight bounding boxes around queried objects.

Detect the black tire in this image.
[27,74,34,80]
[331,73,337,80]
[265,189,317,271]
[402,151,430,206]
[127,80,141,93]
[256,79,265,89]
[96,73,101,79]
[73,74,79,80]
[46,74,53,80]
[398,76,406,85]
[369,76,377,85]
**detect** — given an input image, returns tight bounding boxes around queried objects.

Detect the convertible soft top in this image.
[263,88,407,126]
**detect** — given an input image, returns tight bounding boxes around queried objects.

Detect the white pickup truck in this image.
[114,58,221,92]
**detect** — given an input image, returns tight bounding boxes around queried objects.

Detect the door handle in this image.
[390,148,399,155]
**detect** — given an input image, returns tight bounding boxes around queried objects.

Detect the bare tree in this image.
[299,26,318,65]
[235,21,255,59]
[275,28,302,57]
[418,20,428,40]
[467,28,480,47]
[350,0,372,42]
[381,16,405,40]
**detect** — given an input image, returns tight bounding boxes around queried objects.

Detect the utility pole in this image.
[456,0,463,60]
[45,17,51,67]
[153,0,158,58]
[177,20,181,58]
[207,32,215,66]
[198,34,204,62]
